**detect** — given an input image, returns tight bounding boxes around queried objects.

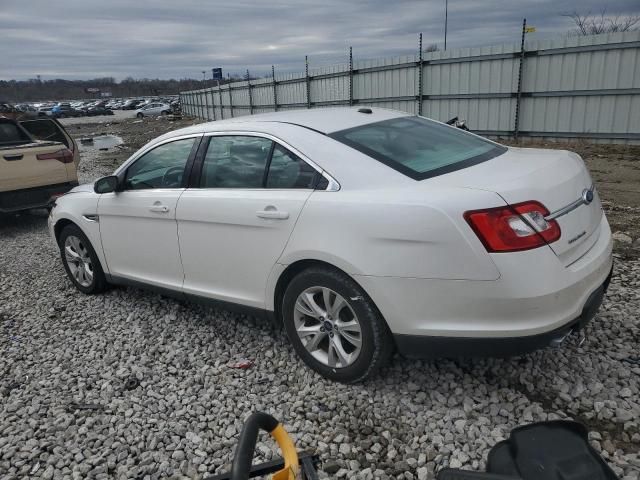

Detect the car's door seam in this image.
[263,189,316,307]
[175,188,189,290]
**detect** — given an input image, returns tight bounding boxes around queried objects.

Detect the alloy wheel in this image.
[293,286,362,368]
[64,235,94,287]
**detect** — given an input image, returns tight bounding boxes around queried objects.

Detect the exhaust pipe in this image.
[549,329,573,348]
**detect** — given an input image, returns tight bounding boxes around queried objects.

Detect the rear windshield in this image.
[330,116,506,180]
[0,121,32,147]
[20,119,69,147]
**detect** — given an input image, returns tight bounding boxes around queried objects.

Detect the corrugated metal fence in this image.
[180,31,640,143]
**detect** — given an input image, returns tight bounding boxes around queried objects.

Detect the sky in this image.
[1,0,639,81]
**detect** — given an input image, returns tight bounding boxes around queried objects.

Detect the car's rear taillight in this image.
[464,201,560,253]
[37,148,74,164]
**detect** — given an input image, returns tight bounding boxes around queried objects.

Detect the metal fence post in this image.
[417,33,424,116]
[305,55,311,109]
[514,18,526,140]
[349,47,354,106]
[218,81,224,119]
[247,69,253,115]
[272,65,278,112]
[210,86,217,121]
[228,83,234,117]
[205,88,211,120]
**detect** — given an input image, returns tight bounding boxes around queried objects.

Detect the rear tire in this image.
[161,110,169,116]
[136,113,144,119]
[58,224,108,294]
[282,267,393,383]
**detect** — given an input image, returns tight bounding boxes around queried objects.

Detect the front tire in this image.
[282,267,393,383]
[136,113,144,119]
[58,225,107,294]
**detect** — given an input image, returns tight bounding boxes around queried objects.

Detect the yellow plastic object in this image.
[269,424,300,480]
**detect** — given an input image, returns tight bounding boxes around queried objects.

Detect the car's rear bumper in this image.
[393,265,612,358]
[0,181,78,213]
[354,215,613,356]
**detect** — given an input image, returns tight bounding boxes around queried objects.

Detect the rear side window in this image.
[330,117,506,180]
[266,144,317,189]
[199,136,320,189]
[201,136,272,188]
[0,121,31,147]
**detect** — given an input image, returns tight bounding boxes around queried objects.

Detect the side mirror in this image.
[94,175,119,194]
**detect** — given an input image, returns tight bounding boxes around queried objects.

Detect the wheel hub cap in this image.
[293,286,362,369]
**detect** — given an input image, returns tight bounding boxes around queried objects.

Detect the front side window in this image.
[330,116,506,180]
[124,137,195,190]
[200,136,273,188]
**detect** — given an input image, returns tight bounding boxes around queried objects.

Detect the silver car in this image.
[135,103,171,118]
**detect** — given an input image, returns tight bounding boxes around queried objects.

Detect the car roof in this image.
[166,107,409,137]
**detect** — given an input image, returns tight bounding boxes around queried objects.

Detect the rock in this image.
[612,232,632,244]
[1,127,638,480]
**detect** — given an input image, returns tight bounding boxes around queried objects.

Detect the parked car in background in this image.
[0,116,79,213]
[135,103,171,118]
[86,105,114,116]
[121,99,143,110]
[13,104,39,119]
[37,106,54,117]
[48,108,613,383]
[53,103,82,118]
[1,103,38,120]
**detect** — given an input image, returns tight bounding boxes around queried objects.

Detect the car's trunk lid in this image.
[0,141,70,192]
[435,146,603,266]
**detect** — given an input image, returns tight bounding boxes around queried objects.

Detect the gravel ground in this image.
[1,127,639,479]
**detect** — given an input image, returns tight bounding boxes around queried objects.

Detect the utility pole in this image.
[444,0,448,50]
[202,71,206,84]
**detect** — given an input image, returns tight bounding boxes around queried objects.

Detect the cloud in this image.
[1,0,638,80]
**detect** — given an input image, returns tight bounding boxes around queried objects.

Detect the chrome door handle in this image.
[149,205,169,213]
[256,209,289,220]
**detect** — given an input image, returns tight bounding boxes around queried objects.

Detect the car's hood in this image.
[68,183,95,194]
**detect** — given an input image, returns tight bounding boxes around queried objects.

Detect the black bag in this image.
[437,421,618,480]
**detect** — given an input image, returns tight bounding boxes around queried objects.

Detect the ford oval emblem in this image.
[582,188,594,204]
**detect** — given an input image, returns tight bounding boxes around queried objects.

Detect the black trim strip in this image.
[105,274,276,322]
[182,135,204,188]
[188,135,211,188]
[0,181,78,213]
[261,141,277,188]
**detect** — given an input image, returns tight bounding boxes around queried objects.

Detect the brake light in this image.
[36,148,73,164]
[464,201,560,253]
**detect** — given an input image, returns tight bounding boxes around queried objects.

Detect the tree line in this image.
[0,77,231,103]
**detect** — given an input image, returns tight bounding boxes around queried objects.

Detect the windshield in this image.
[330,116,506,180]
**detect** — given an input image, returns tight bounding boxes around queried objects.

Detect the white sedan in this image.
[48,108,613,382]
[134,102,171,118]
